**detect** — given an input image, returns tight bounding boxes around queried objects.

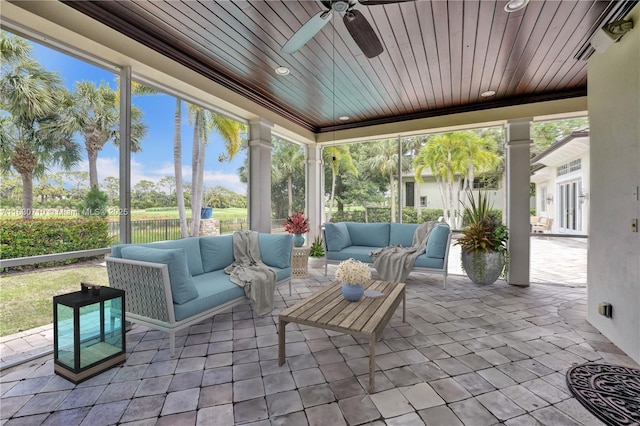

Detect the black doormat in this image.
[566,362,640,426]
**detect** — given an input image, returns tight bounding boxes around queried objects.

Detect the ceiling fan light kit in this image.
[282,0,412,58]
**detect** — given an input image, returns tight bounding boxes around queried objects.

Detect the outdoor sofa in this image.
[323,222,452,288]
[106,233,293,355]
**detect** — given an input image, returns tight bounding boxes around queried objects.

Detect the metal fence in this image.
[108,218,287,244]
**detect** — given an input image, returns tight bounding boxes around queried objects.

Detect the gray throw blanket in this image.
[370,221,440,283]
[224,231,277,316]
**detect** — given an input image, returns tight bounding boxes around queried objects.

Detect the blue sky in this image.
[30,39,247,194]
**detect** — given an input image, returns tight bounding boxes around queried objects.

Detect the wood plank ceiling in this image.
[62,0,636,133]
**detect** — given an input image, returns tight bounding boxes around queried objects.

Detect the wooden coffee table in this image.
[278,280,406,393]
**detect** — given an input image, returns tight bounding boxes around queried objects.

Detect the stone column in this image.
[198,218,220,236]
[248,119,273,233]
[505,118,532,287]
[307,145,323,243]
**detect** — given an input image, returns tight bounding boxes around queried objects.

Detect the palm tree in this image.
[323,145,357,222]
[174,98,189,237]
[0,31,81,218]
[187,103,245,236]
[272,140,305,216]
[63,81,147,188]
[365,139,410,223]
[457,131,500,191]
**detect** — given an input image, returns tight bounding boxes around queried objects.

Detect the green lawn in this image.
[0,207,248,221]
[0,264,109,336]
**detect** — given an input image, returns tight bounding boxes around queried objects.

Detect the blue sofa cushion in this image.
[346,222,390,247]
[325,223,352,251]
[414,254,445,269]
[389,223,418,247]
[112,238,204,277]
[174,271,245,321]
[120,246,199,305]
[425,224,450,259]
[325,246,374,263]
[200,235,234,273]
[259,234,293,269]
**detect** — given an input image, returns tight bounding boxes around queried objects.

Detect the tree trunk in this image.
[287,173,293,216]
[191,111,202,236]
[389,174,395,222]
[174,99,188,238]
[21,171,33,219]
[88,148,99,188]
[327,169,336,222]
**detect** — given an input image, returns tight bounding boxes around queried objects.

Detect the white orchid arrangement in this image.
[335,258,371,285]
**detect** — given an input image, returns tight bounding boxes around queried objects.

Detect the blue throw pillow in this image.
[425,224,451,259]
[345,222,390,247]
[120,246,199,305]
[259,233,293,269]
[145,238,204,277]
[200,235,234,272]
[324,223,352,251]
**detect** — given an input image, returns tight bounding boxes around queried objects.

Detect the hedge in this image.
[329,208,444,224]
[0,218,111,265]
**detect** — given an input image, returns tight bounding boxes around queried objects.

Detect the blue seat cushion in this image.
[174,271,245,321]
[414,254,445,269]
[259,234,292,269]
[345,222,390,247]
[325,223,352,252]
[271,267,291,282]
[389,223,418,247]
[112,238,204,276]
[325,246,375,263]
[200,235,234,273]
[120,246,199,305]
[425,224,450,259]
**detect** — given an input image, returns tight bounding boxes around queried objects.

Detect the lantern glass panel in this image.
[56,303,75,369]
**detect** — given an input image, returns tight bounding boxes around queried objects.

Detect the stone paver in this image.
[1,258,639,426]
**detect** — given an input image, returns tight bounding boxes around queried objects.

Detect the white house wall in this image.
[404,177,505,212]
[587,3,640,363]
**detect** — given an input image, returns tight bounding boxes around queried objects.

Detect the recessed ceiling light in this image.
[481,90,496,98]
[274,66,290,76]
[338,116,350,121]
[504,0,529,12]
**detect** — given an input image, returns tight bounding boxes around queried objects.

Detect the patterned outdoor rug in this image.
[566,362,640,426]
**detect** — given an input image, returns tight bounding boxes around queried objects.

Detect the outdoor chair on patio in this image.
[532,217,553,233]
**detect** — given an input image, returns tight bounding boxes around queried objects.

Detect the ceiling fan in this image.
[282,0,413,58]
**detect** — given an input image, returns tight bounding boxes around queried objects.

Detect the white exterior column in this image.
[248,119,273,233]
[505,118,532,287]
[307,145,323,243]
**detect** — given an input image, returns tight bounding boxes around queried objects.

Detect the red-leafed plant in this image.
[283,211,309,234]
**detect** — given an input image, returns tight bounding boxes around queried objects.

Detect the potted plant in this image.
[308,235,325,269]
[283,211,309,247]
[456,191,509,285]
[335,258,371,301]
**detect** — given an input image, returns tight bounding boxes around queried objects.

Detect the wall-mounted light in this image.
[591,19,634,53]
[579,189,589,204]
[546,195,554,205]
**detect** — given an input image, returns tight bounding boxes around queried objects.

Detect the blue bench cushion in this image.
[120,246,199,305]
[174,271,244,322]
[112,238,204,277]
[414,254,445,269]
[325,223,352,251]
[425,224,450,259]
[259,233,293,269]
[346,222,390,247]
[200,235,234,273]
[325,246,374,263]
[389,223,418,247]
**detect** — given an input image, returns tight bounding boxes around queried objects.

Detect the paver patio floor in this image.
[1,244,637,425]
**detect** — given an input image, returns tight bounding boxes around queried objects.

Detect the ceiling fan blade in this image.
[282,10,332,54]
[343,9,383,58]
[358,0,414,5]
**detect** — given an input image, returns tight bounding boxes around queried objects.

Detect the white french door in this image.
[557,179,583,233]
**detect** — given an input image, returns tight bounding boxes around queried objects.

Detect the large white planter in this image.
[461,251,506,285]
[308,257,325,269]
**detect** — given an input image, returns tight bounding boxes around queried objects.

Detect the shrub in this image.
[0,218,111,268]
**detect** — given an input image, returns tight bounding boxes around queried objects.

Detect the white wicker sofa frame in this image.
[322,222,452,289]
[106,234,293,356]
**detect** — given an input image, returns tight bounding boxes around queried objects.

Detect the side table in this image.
[291,246,311,278]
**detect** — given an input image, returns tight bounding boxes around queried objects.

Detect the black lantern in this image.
[53,283,126,383]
